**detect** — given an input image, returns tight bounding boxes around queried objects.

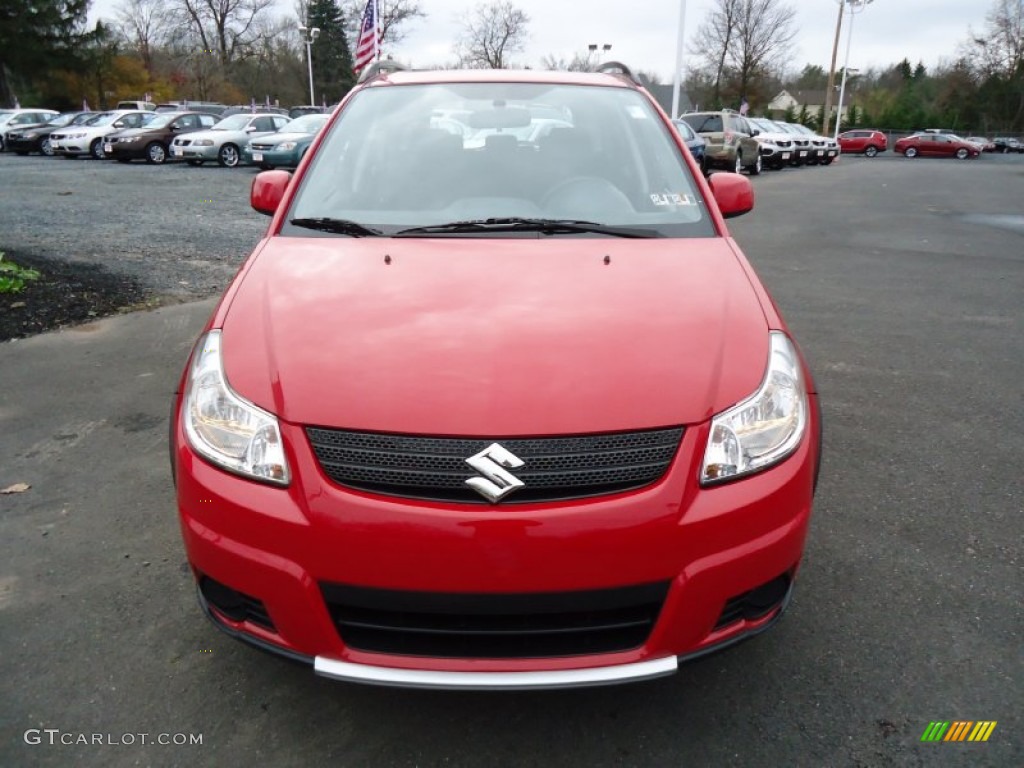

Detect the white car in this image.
[49,111,153,159]
[0,108,59,151]
[746,118,797,170]
[784,123,840,166]
[170,113,291,167]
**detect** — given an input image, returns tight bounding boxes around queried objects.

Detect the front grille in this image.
[322,582,670,658]
[175,139,191,147]
[250,142,274,150]
[306,426,683,504]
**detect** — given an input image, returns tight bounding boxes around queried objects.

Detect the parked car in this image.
[116,100,156,111]
[894,133,981,159]
[0,109,60,151]
[964,136,996,152]
[170,113,291,167]
[991,136,1022,153]
[784,123,839,165]
[288,105,328,119]
[219,105,291,118]
[746,117,796,170]
[50,110,153,159]
[671,118,707,173]
[242,113,330,169]
[155,101,228,116]
[836,129,888,157]
[170,63,821,690]
[105,111,218,164]
[678,109,762,174]
[4,111,88,155]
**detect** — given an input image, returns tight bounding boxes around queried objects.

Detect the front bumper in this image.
[108,142,148,160]
[174,395,820,688]
[171,144,219,161]
[242,147,300,167]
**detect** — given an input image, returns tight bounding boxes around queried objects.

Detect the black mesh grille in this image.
[199,576,275,632]
[713,573,792,630]
[321,582,670,658]
[305,426,683,503]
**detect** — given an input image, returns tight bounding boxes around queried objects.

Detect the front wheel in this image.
[218,143,240,168]
[904,147,918,158]
[734,152,743,174]
[90,138,105,160]
[146,142,167,164]
[955,148,969,160]
[864,145,879,157]
[748,153,762,175]
[41,138,54,156]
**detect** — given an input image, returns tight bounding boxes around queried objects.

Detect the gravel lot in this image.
[0,153,266,313]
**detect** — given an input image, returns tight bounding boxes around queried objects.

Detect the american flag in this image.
[739,97,749,116]
[353,0,382,74]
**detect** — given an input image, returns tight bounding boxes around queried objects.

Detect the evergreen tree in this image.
[306,0,354,106]
[0,0,92,106]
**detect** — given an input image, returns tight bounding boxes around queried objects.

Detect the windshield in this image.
[286,114,329,133]
[47,113,77,127]
[84,112,118,127]
[212,114,251,131]
[288,82,712,237]
[140,114,175,129]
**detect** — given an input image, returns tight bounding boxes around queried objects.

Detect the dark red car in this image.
[170,64,822,690]
[894,133,980,159]
[837,129,887,157]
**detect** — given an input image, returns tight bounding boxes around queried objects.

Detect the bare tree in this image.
[455,1,529,69]
[341,0,425,47]
[115,0,171,75]
[693,0,795,108]
[965,0,1024,78]
[541,51,599,72]
[169,0,277,68]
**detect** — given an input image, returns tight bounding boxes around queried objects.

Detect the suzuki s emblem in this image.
[465,443,525,503]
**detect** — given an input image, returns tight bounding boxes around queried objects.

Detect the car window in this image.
[681,114,723,133]
[272,116,291,130]
[251,116,274,132]
[175,114,198,129]
[199,114,216,127]
[288,82,714,237]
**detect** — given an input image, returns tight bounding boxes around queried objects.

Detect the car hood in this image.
[219,237,770,435]
[182,129,246,143]
[255,131,313,145]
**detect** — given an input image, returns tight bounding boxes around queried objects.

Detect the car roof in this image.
[362,68,636,90]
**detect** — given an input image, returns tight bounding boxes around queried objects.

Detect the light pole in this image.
[298,24,321,106]
[822,0,844,137]
[834,67,860,138]
[671,0,688,118]
[588,42,612,68]
[833,0,873,141]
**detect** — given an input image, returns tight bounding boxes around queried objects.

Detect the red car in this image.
[170,63,822,690]
[894,133,980,159]
[837,129,887,157]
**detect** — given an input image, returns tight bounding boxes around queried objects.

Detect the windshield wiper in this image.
[393,217,659,238]
[289,217,383,237]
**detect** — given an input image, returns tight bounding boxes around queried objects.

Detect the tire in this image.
[258,162,274,171]
[864,145,878,157]
[218,143,240,168]
[145,142,167,164]
[41,138,54,156]
[90,138,105,160]
[749,153,762,175]
[821,156,834,166]
[187,159,203,166]
[904,147,918,158]
[734,152,743,174]
[955,148,969,160]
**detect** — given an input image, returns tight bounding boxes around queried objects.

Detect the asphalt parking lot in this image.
[1,152,1022,767]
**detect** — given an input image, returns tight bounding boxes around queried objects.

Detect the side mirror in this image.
[113,121,124,128]
[750,128,760,137]
[245,126,258,133]
[251,170,291,216]
[708,172,754,219]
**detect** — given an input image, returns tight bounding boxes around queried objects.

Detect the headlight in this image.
[122,136,140,143]
[24,132,38,139]
[701,332,807,484]
[183,330,290,485]
[193,139,214,146]
[68,132,86,139]
[277,141,297,150]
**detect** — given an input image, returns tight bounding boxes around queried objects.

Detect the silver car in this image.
[170,113,291,167]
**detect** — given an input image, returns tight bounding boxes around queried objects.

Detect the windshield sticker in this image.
[626,105,648,120]
[650,192,698,207]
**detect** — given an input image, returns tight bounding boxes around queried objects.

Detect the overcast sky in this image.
[89,0,992,81]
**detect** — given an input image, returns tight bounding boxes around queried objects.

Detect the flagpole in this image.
[670,0,688,119]
[374,0,381,61]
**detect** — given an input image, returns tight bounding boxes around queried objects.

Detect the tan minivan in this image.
[679,109,762,175]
